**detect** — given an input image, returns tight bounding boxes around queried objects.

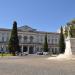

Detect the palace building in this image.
[0,25,60,54]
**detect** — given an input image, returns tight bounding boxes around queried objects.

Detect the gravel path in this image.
[0,55,75,75]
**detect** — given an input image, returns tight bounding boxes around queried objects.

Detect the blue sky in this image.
[0,0,75,32]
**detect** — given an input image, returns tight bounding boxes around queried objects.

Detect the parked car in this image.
[43,52,48,55]
[23,52,28,55]
[37,51,43,55]
[18,52,28,56]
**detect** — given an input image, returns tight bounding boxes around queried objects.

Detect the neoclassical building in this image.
[0,25,60,54]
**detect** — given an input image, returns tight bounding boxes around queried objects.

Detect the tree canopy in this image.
[8,21,20,55]
[59,26,65,54]
[43,34,48,52]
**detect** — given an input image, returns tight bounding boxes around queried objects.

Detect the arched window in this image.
[24,36,28,43]
[30,36,34,43]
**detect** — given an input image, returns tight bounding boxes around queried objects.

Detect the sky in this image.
[0,0,75,32]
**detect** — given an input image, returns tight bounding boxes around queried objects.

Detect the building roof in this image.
[0,28,11,31]
[0,25,59,35]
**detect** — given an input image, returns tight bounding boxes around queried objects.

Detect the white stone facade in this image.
[0,26,60,54]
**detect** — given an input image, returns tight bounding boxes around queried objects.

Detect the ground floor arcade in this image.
[0,43,59,54]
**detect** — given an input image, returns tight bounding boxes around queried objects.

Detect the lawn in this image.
[0,53,13,56]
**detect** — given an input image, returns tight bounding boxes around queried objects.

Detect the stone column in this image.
[21,45,23,53]
[34,45,36,54]
[39,46,40,51]
[21,34,24,43]
[27,46,29,54]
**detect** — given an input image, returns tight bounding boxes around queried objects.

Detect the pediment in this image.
[18,25,36,32]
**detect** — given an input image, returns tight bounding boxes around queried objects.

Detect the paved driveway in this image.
[0,55,75,75]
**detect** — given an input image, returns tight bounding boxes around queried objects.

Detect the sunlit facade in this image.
[0,25,60,54]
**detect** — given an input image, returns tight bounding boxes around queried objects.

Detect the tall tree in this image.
[59,26,65,53]
[8,21,20,55]
[43,34,48,52]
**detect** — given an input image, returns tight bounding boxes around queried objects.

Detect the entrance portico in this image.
[21,45,36,54]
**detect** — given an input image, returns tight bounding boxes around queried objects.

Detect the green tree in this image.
[69,25,75,38]
[8,21,20,55]
[64,27,68,38]
[59,26,65,53]
[43,34,48,52]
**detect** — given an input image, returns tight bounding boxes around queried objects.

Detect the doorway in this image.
[23,46,27,52]
[29,46,33,54]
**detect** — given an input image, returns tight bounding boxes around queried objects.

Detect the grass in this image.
[0,53,13,56]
